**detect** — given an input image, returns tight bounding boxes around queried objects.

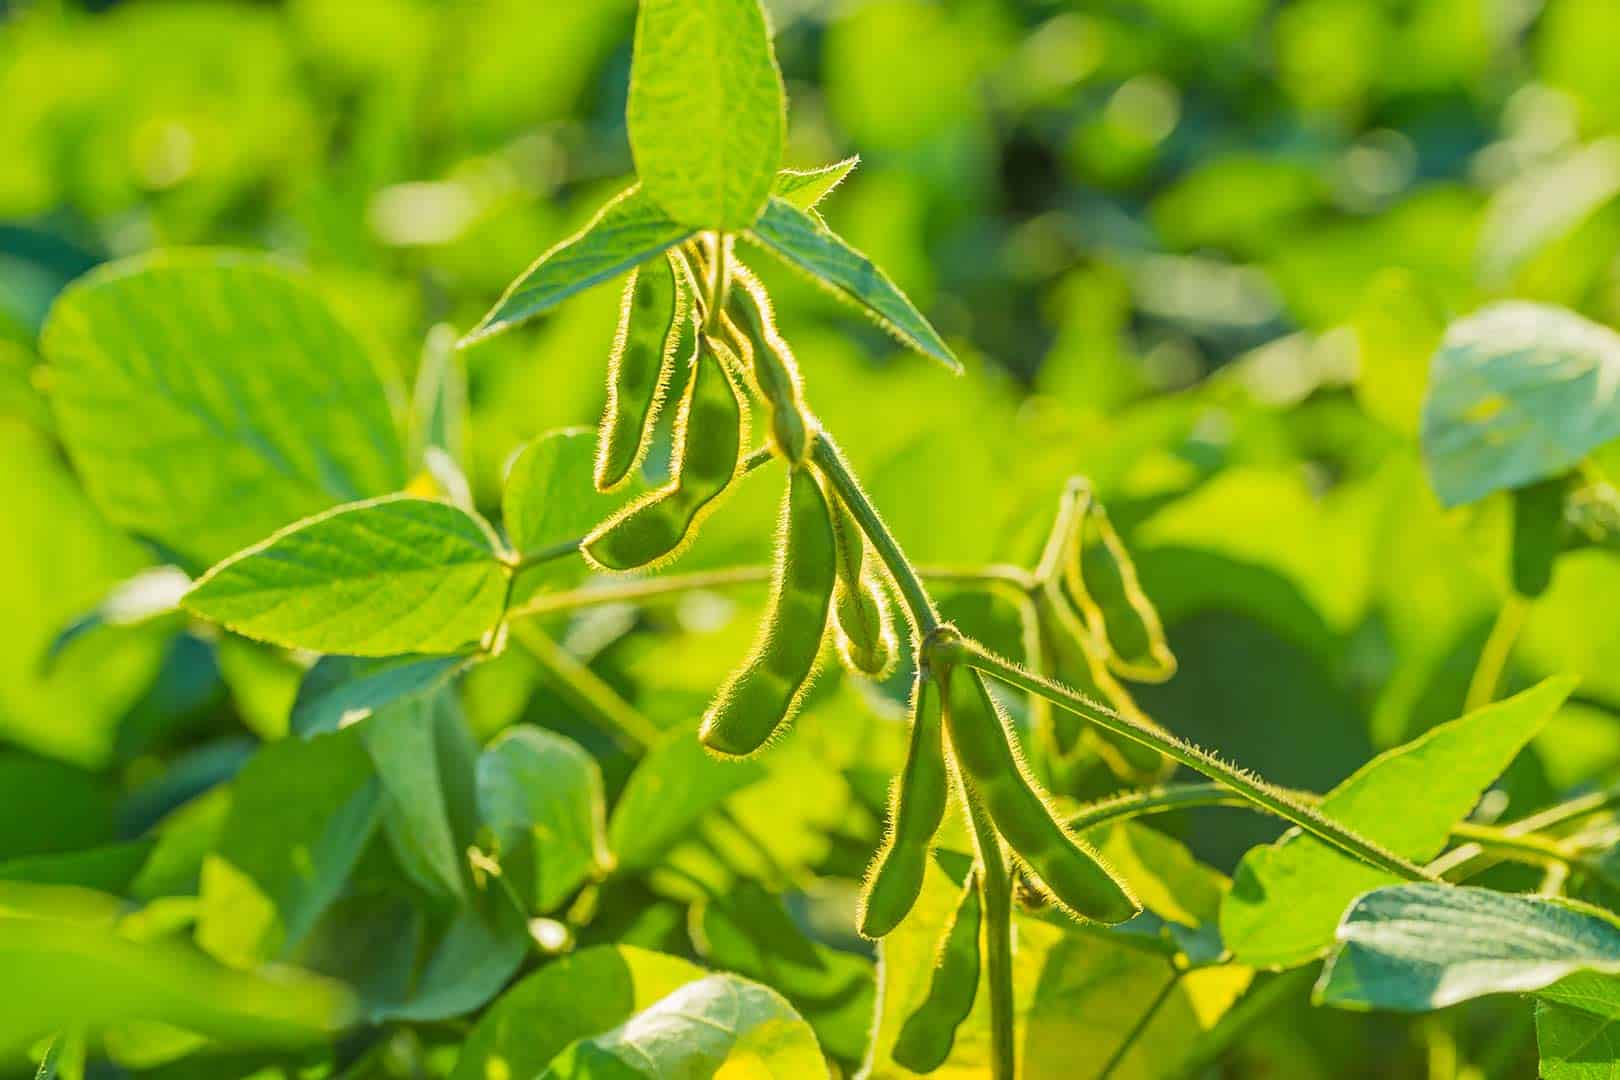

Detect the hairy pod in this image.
[826,484,896,677]
[727,263,811,463]
[858,675,948,938]
[941,663,1138,924]
[583,331,746,571]
[892,870,982,1073]
[594,254,686,492]
[699,466,837,757]
[1063,486,1176,684]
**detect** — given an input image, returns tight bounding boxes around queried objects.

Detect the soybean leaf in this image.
[360,692,480,903]
[377,894,530,1023]
[745,197,960,371]
[291,652,475,738]
[184,496,509,657]
[41,252,406,568]
[773,158,859,211]
[460,186,693,347]
[1221,675,1576,969]
[538,973,828,1079]
[1538,973,1620,1079]
[627,0,785,231]
[1422,302,1620,507]
[692,881,875,1066]
[607,732,768,873]
[0,894,355,1059]
[453,946,706,1080]
[196,730,380,967]
[1317,885,1620,1011]
[477,725,613,914]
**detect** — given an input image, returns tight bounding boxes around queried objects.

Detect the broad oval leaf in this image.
[607,732,768,873]
[477,725,613,914]
[1422,302,1620,507]
[1537,973,1620,1080]
[41,252,406,568]
[184,496,510,657]
[504,428,641,561]
[745,197,960,371]
[627,0,785,231]
[538,972,828,1079]
[461,186,694,347]
[1317,884,1620,1012]
[291,652,476,738]
[1220,675,1576,969]
[452,945,706,1080]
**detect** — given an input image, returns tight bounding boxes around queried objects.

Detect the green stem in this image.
[958,767,1016,1080]
[703,233,729,333]
[1465,595,1528,713]
[509,621,661,753]
[810,432,940,635]
[938,635,1433,882]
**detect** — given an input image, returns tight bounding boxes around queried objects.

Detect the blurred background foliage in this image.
[8,0,1620,1076]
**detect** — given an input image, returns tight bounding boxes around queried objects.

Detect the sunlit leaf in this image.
[184,496,509,657]
[607,732,768,873]
[774,158,859,211]
[627,0,784,231]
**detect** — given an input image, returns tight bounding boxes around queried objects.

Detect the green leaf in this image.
[477,725,613,914]
[0,883,355,1058]
[1537,973,1620,1079]
[1317,885,1620,1011]
[744,197,960,371]
[291,652,475,738]
[410,323,467,470]
[184,496,510,657]
[538,972,828,1078]
[378,895,530,1023]
[1422,302,1620,507]
[197,731,380,967]
[461,187,694,347]
[40,252,406,568]
[627,0,785,231]
[452,946,706,1080]
[773,158,859,211]
[607,732,768,873]
[1221,675,1576,969]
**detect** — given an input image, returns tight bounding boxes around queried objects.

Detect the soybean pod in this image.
[594,253,686,491]
[826,484,897,678]
[858,675,948,938]
[892,871,982,1073]
[583,330,747,571]
[726,262,812,463]
[700,467,837,757]
[941,662,1138,924]
[1063,484,1176,684]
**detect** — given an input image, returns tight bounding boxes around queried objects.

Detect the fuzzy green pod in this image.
[1510,475,1566,598]
[594,254,686,491]
[583,332,746,571]
[726,263,811,463]
[858,675,948,938]
[1063,484,1176,684]
[941,663,1138,924]
[826,485,896,677]
[699,466,837,757]
[892,870,982,1073]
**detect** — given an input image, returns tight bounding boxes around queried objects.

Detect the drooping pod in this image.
[583,330,747,572]
[940,663,1138,924]
[826,486,896,678]
[594,254,687,491]
[858,675,948,938]
[725,262,812,463]
[1063,482,1176,684]
[699,467,837,757]
[892,871,982,1073]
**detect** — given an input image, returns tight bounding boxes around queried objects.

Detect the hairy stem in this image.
[937,635,1433,882]
[958,768,1017,1080]
[508,622,661,752]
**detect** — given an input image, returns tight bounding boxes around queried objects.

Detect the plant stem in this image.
[939,635,1434,881]
[958,769,1017,1080]
[1465,595,1528,713]
[508,621,661,752]
[810,431,940,635]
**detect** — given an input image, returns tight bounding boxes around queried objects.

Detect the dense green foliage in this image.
[10,1,1620,1078]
